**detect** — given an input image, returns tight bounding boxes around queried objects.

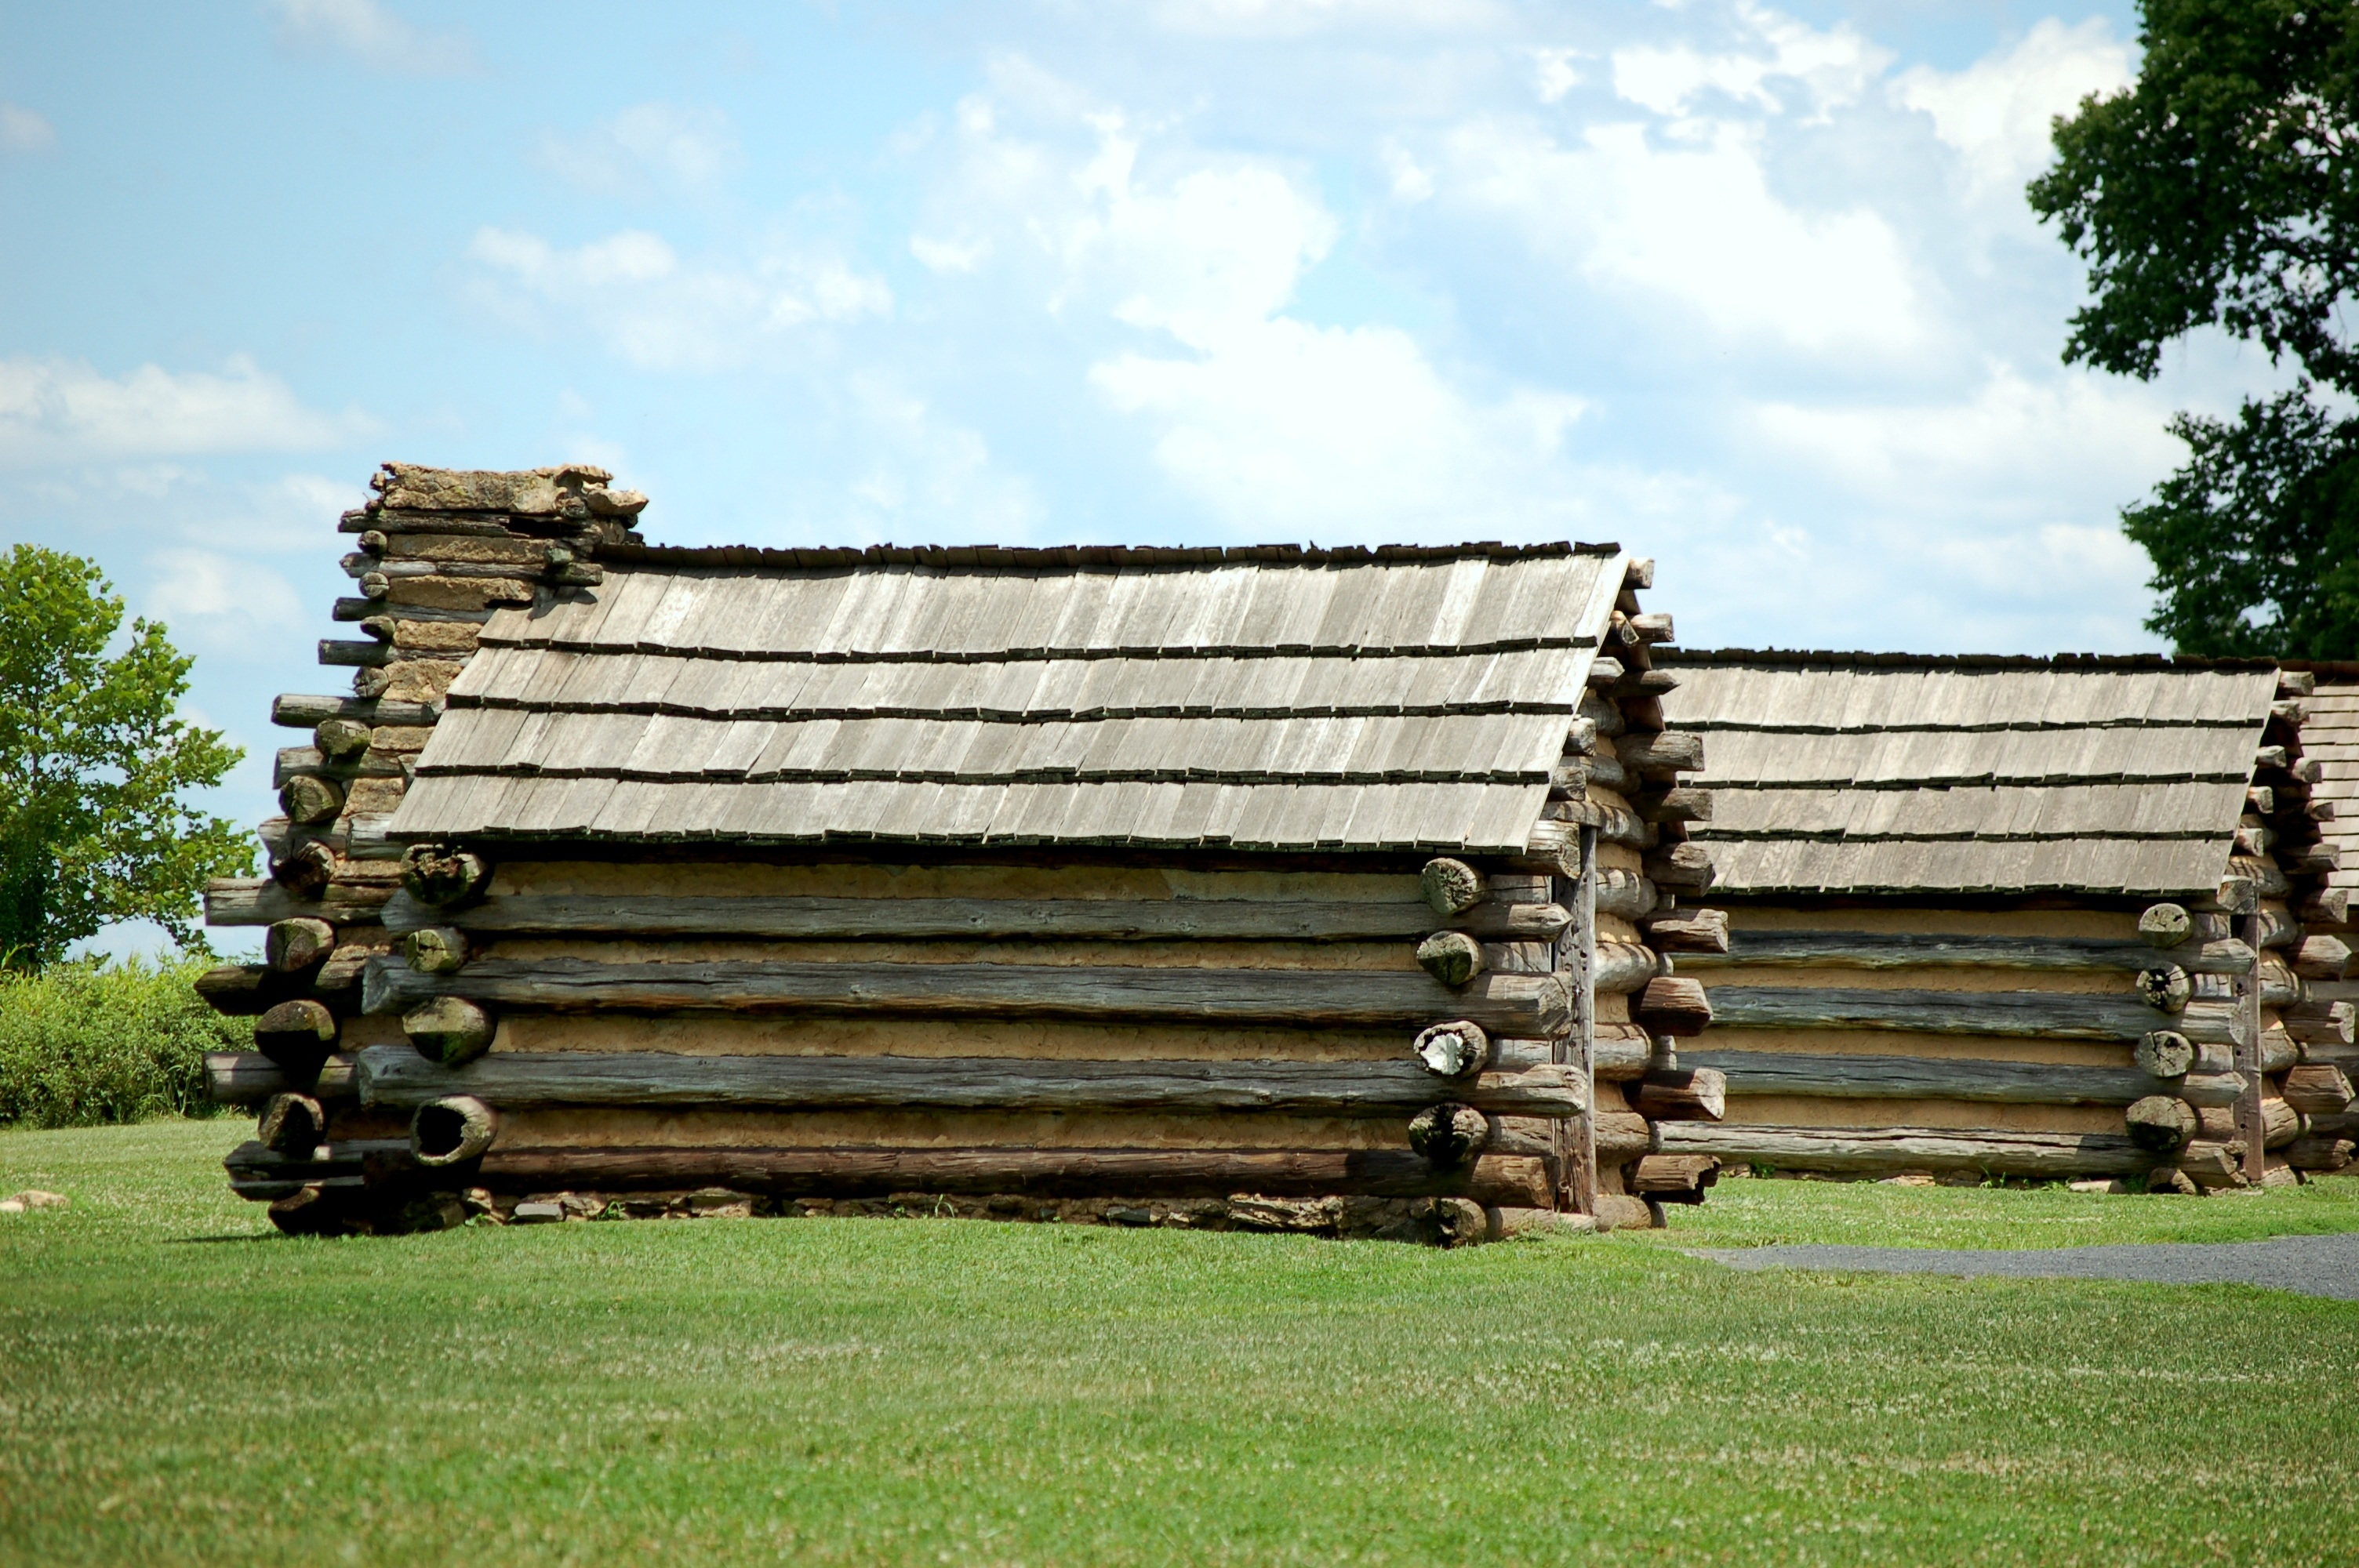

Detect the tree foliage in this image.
[2029,0,2359,655]
[0,546,251,968]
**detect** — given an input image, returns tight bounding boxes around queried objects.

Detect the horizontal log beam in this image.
[354,1047,1587,1117]
[271,693,442,728]
[1655,1123,2156,1177]
[376,890,1574,945]
[205,878,394,927]
[1681,931,2255,975]
[362,956,1574,1035]
[472,1145,1556,1206]
[1684,1048,2167,1106]
[205,1051,359,1105]
[1703,987,2245,1046]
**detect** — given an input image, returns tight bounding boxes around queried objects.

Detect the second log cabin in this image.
[1652,648,2356,1189]
[198,463,1724,1239]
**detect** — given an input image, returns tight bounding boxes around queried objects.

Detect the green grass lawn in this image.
[3,1121,2356,1566]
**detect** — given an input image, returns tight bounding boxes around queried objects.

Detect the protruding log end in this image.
[257,1093,325,1154]
[1634,976,1713,1037]
[2133,1030,2195,1080]
[1407,1103,1489,1168]
[265,917,337,973]
[1629,1153,1718,1203]
[1412,1019,1492,1078]
[1420,858,1488,918]
[1634,1068,1726,1123]
[401,844,491,909]
[2288,1135,2356,1172]
[2144,1167,2200,1196]
[2283,1064,2356,1114]
[1643,843,1714,891]
[280,775,344,826]
[402,996,495,1066]
[413,1095,497,1167]
[404,926,470,976]
[253,999,339,1074]
[1415,930,1486,988]
[2134,964,2191,1013]
[273,840,337,899]
[2125,1095,2197,1152]
[2138,902,2192,949]
[2291,935,2355,982]
[1642,906,1728,954]
[314,717,372,760]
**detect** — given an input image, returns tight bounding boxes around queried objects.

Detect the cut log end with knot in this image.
[273,840,338,899]
[1415,931,1486,988]
[1406,1103,1489,1168]
[401,844,491,909]
[2134,965,2191,1013]
[1421,858,1488,918]
[2133,1030,2196,1079]
[412,1095,497,1167]
[1412,1019,1492,1078]
[265,917,336,974]
[2139,903,2193,949]
[404,926,469,976]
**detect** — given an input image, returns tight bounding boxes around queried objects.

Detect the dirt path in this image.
[1690,1232,2359,1301]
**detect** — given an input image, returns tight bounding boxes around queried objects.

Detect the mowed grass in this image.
[0,1122,2354,1567]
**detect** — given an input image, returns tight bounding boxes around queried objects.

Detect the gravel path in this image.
[1690,1232,2359,1301]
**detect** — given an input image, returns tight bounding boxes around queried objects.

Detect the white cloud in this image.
[1893,19,2133,191]
[911,234,991,274]
[1612,3,1888,120]
[1444,117,1924,355]
[467,227,892,373]
[144,548,308,665]
[1747,361,2181,515]
[1,103,54,151]
[841,377,1043,539]
[0,356,369,467]
[1533,49,1583,105]
[1148,0,1500,38]
[539,103,740,194]
[269,0,476,74]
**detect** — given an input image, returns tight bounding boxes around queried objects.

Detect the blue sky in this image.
[0,1,2294,950]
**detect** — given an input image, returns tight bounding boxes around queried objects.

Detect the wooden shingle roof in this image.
[1658,649,2281,898]
[389,542,1630,854]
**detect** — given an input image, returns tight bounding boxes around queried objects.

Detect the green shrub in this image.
[0,957,246,1127]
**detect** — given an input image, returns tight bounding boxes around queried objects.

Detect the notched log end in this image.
[1412,1019,1492,1078]
[1420,858,1488,918]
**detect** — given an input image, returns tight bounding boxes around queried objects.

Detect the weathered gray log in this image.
[1416,931,1485,987]
[2125,1095,2197,1151]
[362,957,1576,1035]
[1593,941,1659,996]
[265,918,337,973]
[2249,903,2303,950]
[405,926,467,975]
[1644,843,1714,891]
[2282,1063,2356,1113]
[1594,870,1658,920]
[1654,1123,2155,1176]
[271,841,340,901]
[1413,1020,1492,1077]
[257,1093,326,1154]
[1684,1049,2173,1107]
[1634,976,1713,1036]
[1642,907,1728,955]
[1578,691,1625,738]
[2177,1139,2249,1189]
[375,888,1574,944]
[402,996,493,1066]
[1680,931,2254,976]
[1628,1153,1717,1201]
[1618,731,1703,775]
[1592,1110,1655,1162]
[2139,903,2193,948]
[2134,965,2193,1011]
[412,1095,497,1167]
[194,964,318,1017]
[253,1000,339,1071]
[2174,1072,2252,1109]
[2261,1096,2304,1149]
[271,693,440,728]
[2134,1031,2196,1078]
[258,812,401,865]
[2281,1000,2356,1045]
[401,845,490,909]
[1408,1104,1490,1167]
[314,718,373,760]
[274,746,403,785]
[205,878,394,927]
[280,775,343,826]
[2292,935,2355,980]
[2230,854,2292,899]
[471,1145,1554,1206]
[1632,787,1710,824]
[2288,1135,2356,1172]
[1703,987,2248,1045]
[1422,858,1486,917]
[205,1051,358,1105]
[1632,1068,1725,1122]
[354,1046,1589,1117]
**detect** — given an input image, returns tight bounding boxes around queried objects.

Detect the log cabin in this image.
[196,463,1721,1240]
[1652,648,2355,1190]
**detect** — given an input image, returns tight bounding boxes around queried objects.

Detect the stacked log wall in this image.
[1665,672,2357,1187]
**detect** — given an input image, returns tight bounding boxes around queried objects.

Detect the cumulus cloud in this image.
[1442,117,1924,356]
[0,356,370,467]
[841,377,1044,540]
[1611,2,1888,120]
[1,103,54,152]
[269,0,476,75]
[467,227,891,373]
[1892,18,2133,191]
[143,547,308,659]
[539,103,741,194]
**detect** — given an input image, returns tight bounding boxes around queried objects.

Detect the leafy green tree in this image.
[2029,0,2359,655]
[0,545,251,969]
